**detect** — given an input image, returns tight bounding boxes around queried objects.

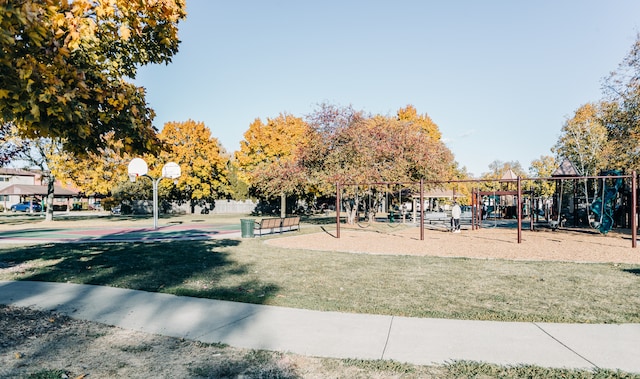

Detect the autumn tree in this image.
[54,132,131,196]
[158,120,230,213]
[0,0,186,155]
[602,34,640,172]
[448,164,473,206]
[234,113,311,215]
[226,159,249,200]
[480,160,526,191]
[553,103,609,177]
[301,105,454,223]
[396,104,442,141]
[529,155,557,217]
[552,102,609,205]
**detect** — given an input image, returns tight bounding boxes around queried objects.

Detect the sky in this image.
[135,0,640,177]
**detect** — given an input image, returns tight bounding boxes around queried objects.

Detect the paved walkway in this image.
[1,280,639,373]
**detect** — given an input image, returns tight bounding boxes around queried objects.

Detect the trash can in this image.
[240,219,254,238]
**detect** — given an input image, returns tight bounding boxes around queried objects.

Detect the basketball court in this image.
[0,221,240,244]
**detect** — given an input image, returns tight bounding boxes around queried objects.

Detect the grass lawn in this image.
[1,216,639,324]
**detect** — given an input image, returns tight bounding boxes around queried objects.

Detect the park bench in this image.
[281,216,301,232]
[254,216,301,236]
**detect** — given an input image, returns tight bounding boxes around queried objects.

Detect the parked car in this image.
[10,201,42,212]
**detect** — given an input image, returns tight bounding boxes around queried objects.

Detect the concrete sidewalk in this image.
[1,281,638,373]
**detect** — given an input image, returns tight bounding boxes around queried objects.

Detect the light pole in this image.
[127,158,181,230]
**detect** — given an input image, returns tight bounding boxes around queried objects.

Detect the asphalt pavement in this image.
[1,280,638,373]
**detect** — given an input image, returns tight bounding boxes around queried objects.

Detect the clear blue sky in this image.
[135,0,640,177]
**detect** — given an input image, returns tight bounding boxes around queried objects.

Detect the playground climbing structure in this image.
[590,170,623,234]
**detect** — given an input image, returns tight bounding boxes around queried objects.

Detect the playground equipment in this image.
[590,170,623,234]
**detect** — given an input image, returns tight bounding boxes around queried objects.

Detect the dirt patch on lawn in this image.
[266,226,640,264]
[0,305,446,378]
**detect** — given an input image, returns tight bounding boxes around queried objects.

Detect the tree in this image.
[158,120,230,213]
[12,136,63,221]
[396,104,442,141]
[529,155,557,216]
[300,105,454,223]
[53,132,131,197]
[0,0,186,155]
[234,113,311,215]
[529,155,556,196]
[602,34,640,171]
[553,103,608,177]
[553,103,609,205]
[480,160,526,191]
[226,159,250,201]
[0,122,26,166]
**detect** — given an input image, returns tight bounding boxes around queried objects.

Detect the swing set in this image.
[334,171,639,248]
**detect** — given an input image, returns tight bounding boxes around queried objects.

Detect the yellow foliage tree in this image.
[396,105,442,141]
[0,0,186,155]
[53,132,131,197]
[529,155,557,200]
[234,113,311,193]
[158,120,230,211]
[234,113,311,215]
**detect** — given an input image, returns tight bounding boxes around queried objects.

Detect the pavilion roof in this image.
[0,184,78,197]
[553,159,581,177]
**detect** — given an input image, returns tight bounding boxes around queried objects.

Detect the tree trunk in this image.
[45,178,54,221]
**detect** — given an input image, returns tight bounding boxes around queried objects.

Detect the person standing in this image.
[451,201,461,233]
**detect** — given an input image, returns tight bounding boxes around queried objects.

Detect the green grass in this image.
[1,232,639,323]
[442,361,640,379]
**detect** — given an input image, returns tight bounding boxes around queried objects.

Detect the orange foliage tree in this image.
[300,104,455,223]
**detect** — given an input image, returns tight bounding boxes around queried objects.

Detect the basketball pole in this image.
[128,159,181,230]
[152,177,160,230]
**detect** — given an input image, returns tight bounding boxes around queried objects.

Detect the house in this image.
[0,168,37,209]
[0,168,79,211]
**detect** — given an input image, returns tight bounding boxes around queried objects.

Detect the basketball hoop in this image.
[162,162,181,179]
[126,158,180,231]
[127,157,148,178]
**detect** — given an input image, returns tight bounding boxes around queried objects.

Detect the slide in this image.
[590,170,622,234]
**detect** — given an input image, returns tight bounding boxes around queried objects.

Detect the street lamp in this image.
[127,158,181,229]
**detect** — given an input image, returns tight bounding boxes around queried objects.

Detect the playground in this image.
[267,225,640,264]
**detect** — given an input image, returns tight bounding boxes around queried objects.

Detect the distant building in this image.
[0,168,79,211]
[0,168,37,208]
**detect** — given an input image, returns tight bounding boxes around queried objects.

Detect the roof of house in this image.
[0,184,78,197]
[0,168,37,177]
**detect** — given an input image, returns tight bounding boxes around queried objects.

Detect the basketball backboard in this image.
[128,158,149,177]
[162,162,181,179]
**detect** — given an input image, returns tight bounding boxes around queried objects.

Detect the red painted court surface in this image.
[0,223,241,244]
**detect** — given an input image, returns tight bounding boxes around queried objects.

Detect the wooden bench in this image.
[254,216,301,236]
[281,216,300,232]
[255,218,282,236]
